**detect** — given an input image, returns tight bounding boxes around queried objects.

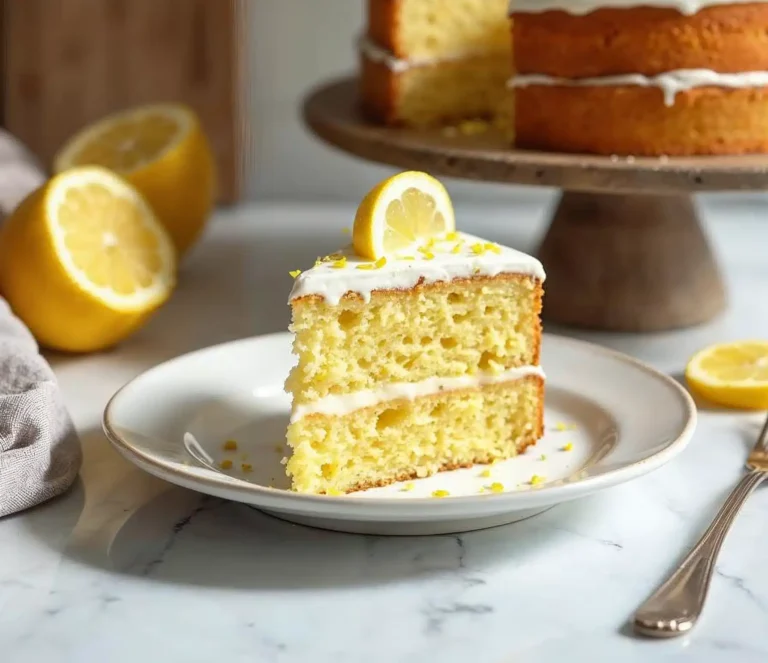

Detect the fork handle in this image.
[633,470,766,638]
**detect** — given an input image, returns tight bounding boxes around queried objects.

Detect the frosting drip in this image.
[510,0,757,16]
[358,37,501,73]
[290,365,545,422]
[289,232,546,306]
[509,69,768,106]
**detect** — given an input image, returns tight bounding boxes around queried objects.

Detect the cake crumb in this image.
[530,474,545,486]
[562,442,574,452]
[458,119,489,136]
[442,126,459,138]
[625,155,636,163]
[241,463,253,472]
[489,482,504,493]
[432,489,450,498]
[220,459,233,470]
[479,469,492,478]
[222,439,238,451]
[274,445,283,453]
[289,270,301,279]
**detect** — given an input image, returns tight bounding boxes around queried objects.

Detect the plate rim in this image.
[102,332,697,512]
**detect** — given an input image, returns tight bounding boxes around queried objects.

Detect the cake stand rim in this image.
[302,76,768,195]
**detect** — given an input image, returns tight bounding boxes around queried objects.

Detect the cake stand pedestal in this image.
[303,77,768,332]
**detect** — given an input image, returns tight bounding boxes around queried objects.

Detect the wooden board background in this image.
[1,0,244,203]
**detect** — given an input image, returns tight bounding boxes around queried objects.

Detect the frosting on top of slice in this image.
[510,0,755,15]
[289,232,545,306]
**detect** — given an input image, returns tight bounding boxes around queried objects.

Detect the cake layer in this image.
[360,47,511,127]
[286,376,544,494]
[514,83,768,155]
[512,4,768,78]
[368,0,510,60]
[288,271,543,404]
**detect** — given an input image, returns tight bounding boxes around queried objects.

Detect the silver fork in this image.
[633,413,768,638]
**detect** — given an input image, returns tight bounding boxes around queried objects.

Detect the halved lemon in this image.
[685,340,768,409]
[352,171,455,259]
[0,166,176,353]
[53,103,216,257]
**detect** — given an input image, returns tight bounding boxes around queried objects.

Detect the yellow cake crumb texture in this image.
[222,439,238,451]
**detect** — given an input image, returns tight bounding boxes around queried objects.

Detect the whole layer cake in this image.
[510,0,768,155]
[360,0,511,127]
[284,173,546,495]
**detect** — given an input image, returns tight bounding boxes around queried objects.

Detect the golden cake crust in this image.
[367,0,401,57]
[302,374,546,494]
[515,84,768,156]
[512,4,768,78]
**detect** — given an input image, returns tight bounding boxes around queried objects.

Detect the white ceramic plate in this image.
[103,333,696,536]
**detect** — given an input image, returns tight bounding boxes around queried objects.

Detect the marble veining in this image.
[2,202,768,663]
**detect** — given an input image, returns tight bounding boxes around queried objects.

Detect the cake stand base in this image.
[537,191,726,332]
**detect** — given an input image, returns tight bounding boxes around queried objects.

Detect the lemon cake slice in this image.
[284,172,545,495]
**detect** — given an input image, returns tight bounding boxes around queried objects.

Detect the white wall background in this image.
[245,0,548,204]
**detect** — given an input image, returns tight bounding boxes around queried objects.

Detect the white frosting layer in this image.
[289,232,546,306]
[510,0,756,15]
[509,69,768,106]
[358,37,496,72]
[291,365,545,423]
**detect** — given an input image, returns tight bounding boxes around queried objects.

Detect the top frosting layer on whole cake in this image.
[289,232,546,306]
[510,0,756,14]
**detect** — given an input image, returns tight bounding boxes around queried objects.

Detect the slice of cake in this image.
[510,1,768,155]
[360,0,512,127]
[284,171,545,495]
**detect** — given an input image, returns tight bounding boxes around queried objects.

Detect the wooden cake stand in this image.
[303,77,768,332]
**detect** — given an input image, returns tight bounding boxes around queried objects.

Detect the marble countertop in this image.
[2,198,768,663]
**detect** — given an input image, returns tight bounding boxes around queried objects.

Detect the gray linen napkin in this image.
[0,129,82,517]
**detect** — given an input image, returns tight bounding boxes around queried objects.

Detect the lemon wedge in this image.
[53,103,216,257]
[685,340,768,409]
[0,166,176,353]
[352,171,455,260]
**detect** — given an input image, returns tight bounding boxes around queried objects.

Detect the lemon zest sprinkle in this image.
[402,256,416,261]
[530,474,545,485]
[332,257,347,269]
[289,270,301,279]
[451,243,462,254]
[470,243,486,255]
[356,263,376,270]
[432,489,450,498]
[484,242,502,254]
[540,454,547,461]
[489,482,505,493]
[563,442,574,452]
[342,227,350,234]
[445,231,458,241]
[402,483,415,492]
[374,257,387,269]
[479,469,492,478]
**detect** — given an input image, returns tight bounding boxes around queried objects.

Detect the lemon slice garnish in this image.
[352,171,455,260]
[0,166,176,353]
[685,340,768,409]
